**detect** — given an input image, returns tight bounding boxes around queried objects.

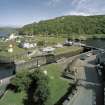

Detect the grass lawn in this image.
[0,91,26,105]
[0,36,82,59]
[36,36,66,43]
[0,41,28,61]
[0,63,70,105]
[55,46,82,55]
[0,42,25,57]
[41,63,70,105]
[24,36,66,45]
[0,46,26,61]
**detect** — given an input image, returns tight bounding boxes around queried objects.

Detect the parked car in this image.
[80,54,88,60]
[64,40,73,46]
[86,53,91,57]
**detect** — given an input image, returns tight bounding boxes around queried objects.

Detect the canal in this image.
[0,62,15,80]
[85,38,105,49]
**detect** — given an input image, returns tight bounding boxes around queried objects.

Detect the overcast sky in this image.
[0,0,105,27]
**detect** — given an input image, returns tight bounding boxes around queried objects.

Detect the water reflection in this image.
[85,38,105,49]
[0,67,14,79]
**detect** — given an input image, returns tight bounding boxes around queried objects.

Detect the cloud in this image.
[65,11,90,16]
[46,0,63,7]
[65,9,105,16]
[66,0,105,16]
[71,0,87,5]
[51,0,61,3]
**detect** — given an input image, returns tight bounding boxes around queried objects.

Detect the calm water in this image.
[0,68,13,79]
[0,32,8,37]
[85,39,105,49]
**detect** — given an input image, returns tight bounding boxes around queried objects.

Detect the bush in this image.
[37,41,45,46]
[11,70,31,92]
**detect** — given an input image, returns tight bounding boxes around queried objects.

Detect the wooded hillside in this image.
[19,15,105,36]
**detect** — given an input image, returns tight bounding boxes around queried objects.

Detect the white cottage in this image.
[20,42,37,49]
[42,47,55,53]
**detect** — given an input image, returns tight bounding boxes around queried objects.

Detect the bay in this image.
[0,32,8,37]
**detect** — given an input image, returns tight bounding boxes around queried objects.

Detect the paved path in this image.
[67,55,104,105]
[70,86,94,105]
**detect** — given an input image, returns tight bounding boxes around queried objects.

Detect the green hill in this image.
[19,15,105,36]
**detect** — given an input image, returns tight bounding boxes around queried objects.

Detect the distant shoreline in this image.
[0,32,9,37]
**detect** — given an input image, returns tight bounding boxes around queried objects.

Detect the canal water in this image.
[0,32,8,37]
[0,68,13,79]
[85,38,105,49]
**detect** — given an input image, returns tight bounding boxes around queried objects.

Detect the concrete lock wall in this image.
[15,54,56,71]
[0,50,83,84]
[15,50,83,71]
[15,56,46,71]
[0,76,14,97]
[0,76,13,85]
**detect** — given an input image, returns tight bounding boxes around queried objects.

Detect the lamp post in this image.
[8,44,13,53]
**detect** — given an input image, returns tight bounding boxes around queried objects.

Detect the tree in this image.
[11,70,31,92]
[19,15,105,36]
[26,70,50,105]
[37,41,45,46]
[11,69,50,105]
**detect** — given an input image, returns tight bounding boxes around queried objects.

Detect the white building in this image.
[20,42,37,49]
[6,33,22,41]
[64,40,73,46]
[9,33,16,40]
[42,47,55,53]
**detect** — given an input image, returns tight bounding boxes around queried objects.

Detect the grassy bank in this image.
[0,63,70,105]
[0,91,26,105]
[42,64,70,105]
[55,46,82,55]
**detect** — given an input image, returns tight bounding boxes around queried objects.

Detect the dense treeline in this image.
[19,15,105,36]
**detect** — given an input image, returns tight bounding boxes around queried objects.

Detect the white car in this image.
[86,53,91,57]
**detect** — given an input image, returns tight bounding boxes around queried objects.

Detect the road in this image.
[67,55,104,105]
